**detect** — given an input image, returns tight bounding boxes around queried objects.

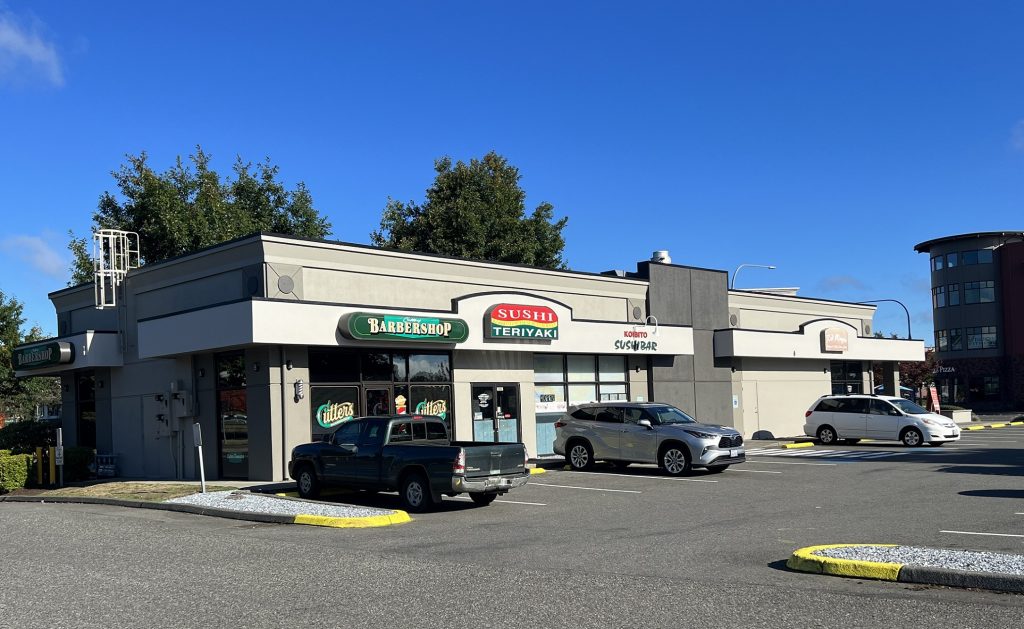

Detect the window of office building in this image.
[931,255,944,271]
[947,284,960,306]
[935,330,949,351]
[966,326,998,350]
[932,286,946,308]
[946,252,958,268]
[961,249,994,265]
[964,281,995,304]
[949,328,963,351]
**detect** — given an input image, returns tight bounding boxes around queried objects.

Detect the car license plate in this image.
[730,449,739,458]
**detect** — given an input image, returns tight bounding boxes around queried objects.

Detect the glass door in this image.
[472,384,521,443]
[364,387,392,416]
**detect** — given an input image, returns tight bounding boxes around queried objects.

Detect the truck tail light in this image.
[553,421,566,429]
[453,449,466,474]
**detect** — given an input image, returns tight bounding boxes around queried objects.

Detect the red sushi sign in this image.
[486,304,559,340]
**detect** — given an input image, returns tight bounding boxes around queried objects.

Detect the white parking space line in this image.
[448,496,548,506]
[940,530,1024,538]
[562,471,718,483]
[729,468,782,474]
[743,459,838,466]
[531,483,642,494]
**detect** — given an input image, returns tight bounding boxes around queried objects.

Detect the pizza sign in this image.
[486,304,559,340]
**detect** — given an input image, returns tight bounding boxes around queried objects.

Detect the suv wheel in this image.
[660,445,691,476]
[817,425,838,445]
[567,442,594,471]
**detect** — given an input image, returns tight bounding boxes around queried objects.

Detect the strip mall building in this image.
[13,234,923,481]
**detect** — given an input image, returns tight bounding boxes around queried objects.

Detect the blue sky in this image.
[1,1,1023,341]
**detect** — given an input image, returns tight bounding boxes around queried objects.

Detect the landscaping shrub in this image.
[63,447,95,482]
[0,420,56,454]
[0,452,32,492]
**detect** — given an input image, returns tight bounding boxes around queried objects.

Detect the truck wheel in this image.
[296,465,320,499]
[400,473,434,513]
[470,493,498,507]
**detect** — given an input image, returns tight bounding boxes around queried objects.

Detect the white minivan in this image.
[803,394,961,447]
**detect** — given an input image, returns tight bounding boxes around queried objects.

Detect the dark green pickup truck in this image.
[288,415,529,512]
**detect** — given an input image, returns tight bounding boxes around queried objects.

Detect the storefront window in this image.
[409,354,450,382]
[216,352,248,479]
[361,353,392,381]
[830,360,863,394]
[533,354,630,454]
[567,355,596,382]
[76,372,96,449]
[533,354,564,383]
[308,348,454,434]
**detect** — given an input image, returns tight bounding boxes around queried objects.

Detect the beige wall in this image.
[731,358,832,439]
[452,350,536,455]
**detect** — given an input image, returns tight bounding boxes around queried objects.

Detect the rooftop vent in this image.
[651,250,672,264]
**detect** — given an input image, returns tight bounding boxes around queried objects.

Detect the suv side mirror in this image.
[638,419,653,430]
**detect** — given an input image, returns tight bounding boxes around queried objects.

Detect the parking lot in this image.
[275,423,1024,591]
[3,423,1022,627]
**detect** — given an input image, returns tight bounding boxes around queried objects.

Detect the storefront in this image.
[14,233,921,480]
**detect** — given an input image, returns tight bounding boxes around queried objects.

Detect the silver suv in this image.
[552,402,745,475]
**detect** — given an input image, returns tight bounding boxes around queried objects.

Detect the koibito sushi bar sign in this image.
[485,304,559,340]
[12,341,73,370]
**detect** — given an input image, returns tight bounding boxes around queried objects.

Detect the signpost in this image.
[193,423,207,493]
[55,428,64,488]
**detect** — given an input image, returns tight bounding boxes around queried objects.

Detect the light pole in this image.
[730,263,777,289]
[856,299,912,340]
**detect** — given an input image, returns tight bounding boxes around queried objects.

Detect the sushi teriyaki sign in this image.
[485,303,559,340]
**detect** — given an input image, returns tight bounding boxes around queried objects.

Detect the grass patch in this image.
[40,482,237,502]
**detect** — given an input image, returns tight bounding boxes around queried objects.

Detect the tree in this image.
[371,152,568,269]
[0,291,60,423]
[68,147,332,284]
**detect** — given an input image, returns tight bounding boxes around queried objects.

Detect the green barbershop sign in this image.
[340,312,469,344]
[13,341,74,370]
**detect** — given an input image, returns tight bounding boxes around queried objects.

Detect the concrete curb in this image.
[529,468,547,475]
[781,442,815,449]
[787,544,1024,593]
[0,493,410,529]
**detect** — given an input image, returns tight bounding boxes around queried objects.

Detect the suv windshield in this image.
[647,405,697,425]
[890,399,930,415]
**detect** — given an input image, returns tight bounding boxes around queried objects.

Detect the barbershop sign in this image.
[12,341,73,370]
[339,312,469,344]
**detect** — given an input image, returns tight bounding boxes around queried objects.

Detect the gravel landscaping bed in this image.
[167,490,398,518]
[815,545,1024,576]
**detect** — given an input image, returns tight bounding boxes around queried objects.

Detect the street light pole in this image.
[856,299,912,340]
[730,263,777,289]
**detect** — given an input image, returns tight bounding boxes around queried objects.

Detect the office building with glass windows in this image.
[915,231,1024,411]
[13,233,922,481]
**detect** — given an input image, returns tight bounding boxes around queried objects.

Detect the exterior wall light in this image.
[294,379,305,402]
[252,362,260,373]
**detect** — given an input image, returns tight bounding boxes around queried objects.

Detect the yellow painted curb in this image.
[529,468,547,475]
[787,544,902,581]
[989,423,1007,428]
[783,442,815,449]
[294,510,412,528]
[1011,421,1024,426]
[965,426,985,431]
[275,491,299,497]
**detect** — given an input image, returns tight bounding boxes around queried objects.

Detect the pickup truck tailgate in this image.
[458,442,527,478]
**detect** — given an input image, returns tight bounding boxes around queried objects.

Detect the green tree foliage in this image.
[0,291,60,423]
[68,147,332,283]
[372,152,568,269]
